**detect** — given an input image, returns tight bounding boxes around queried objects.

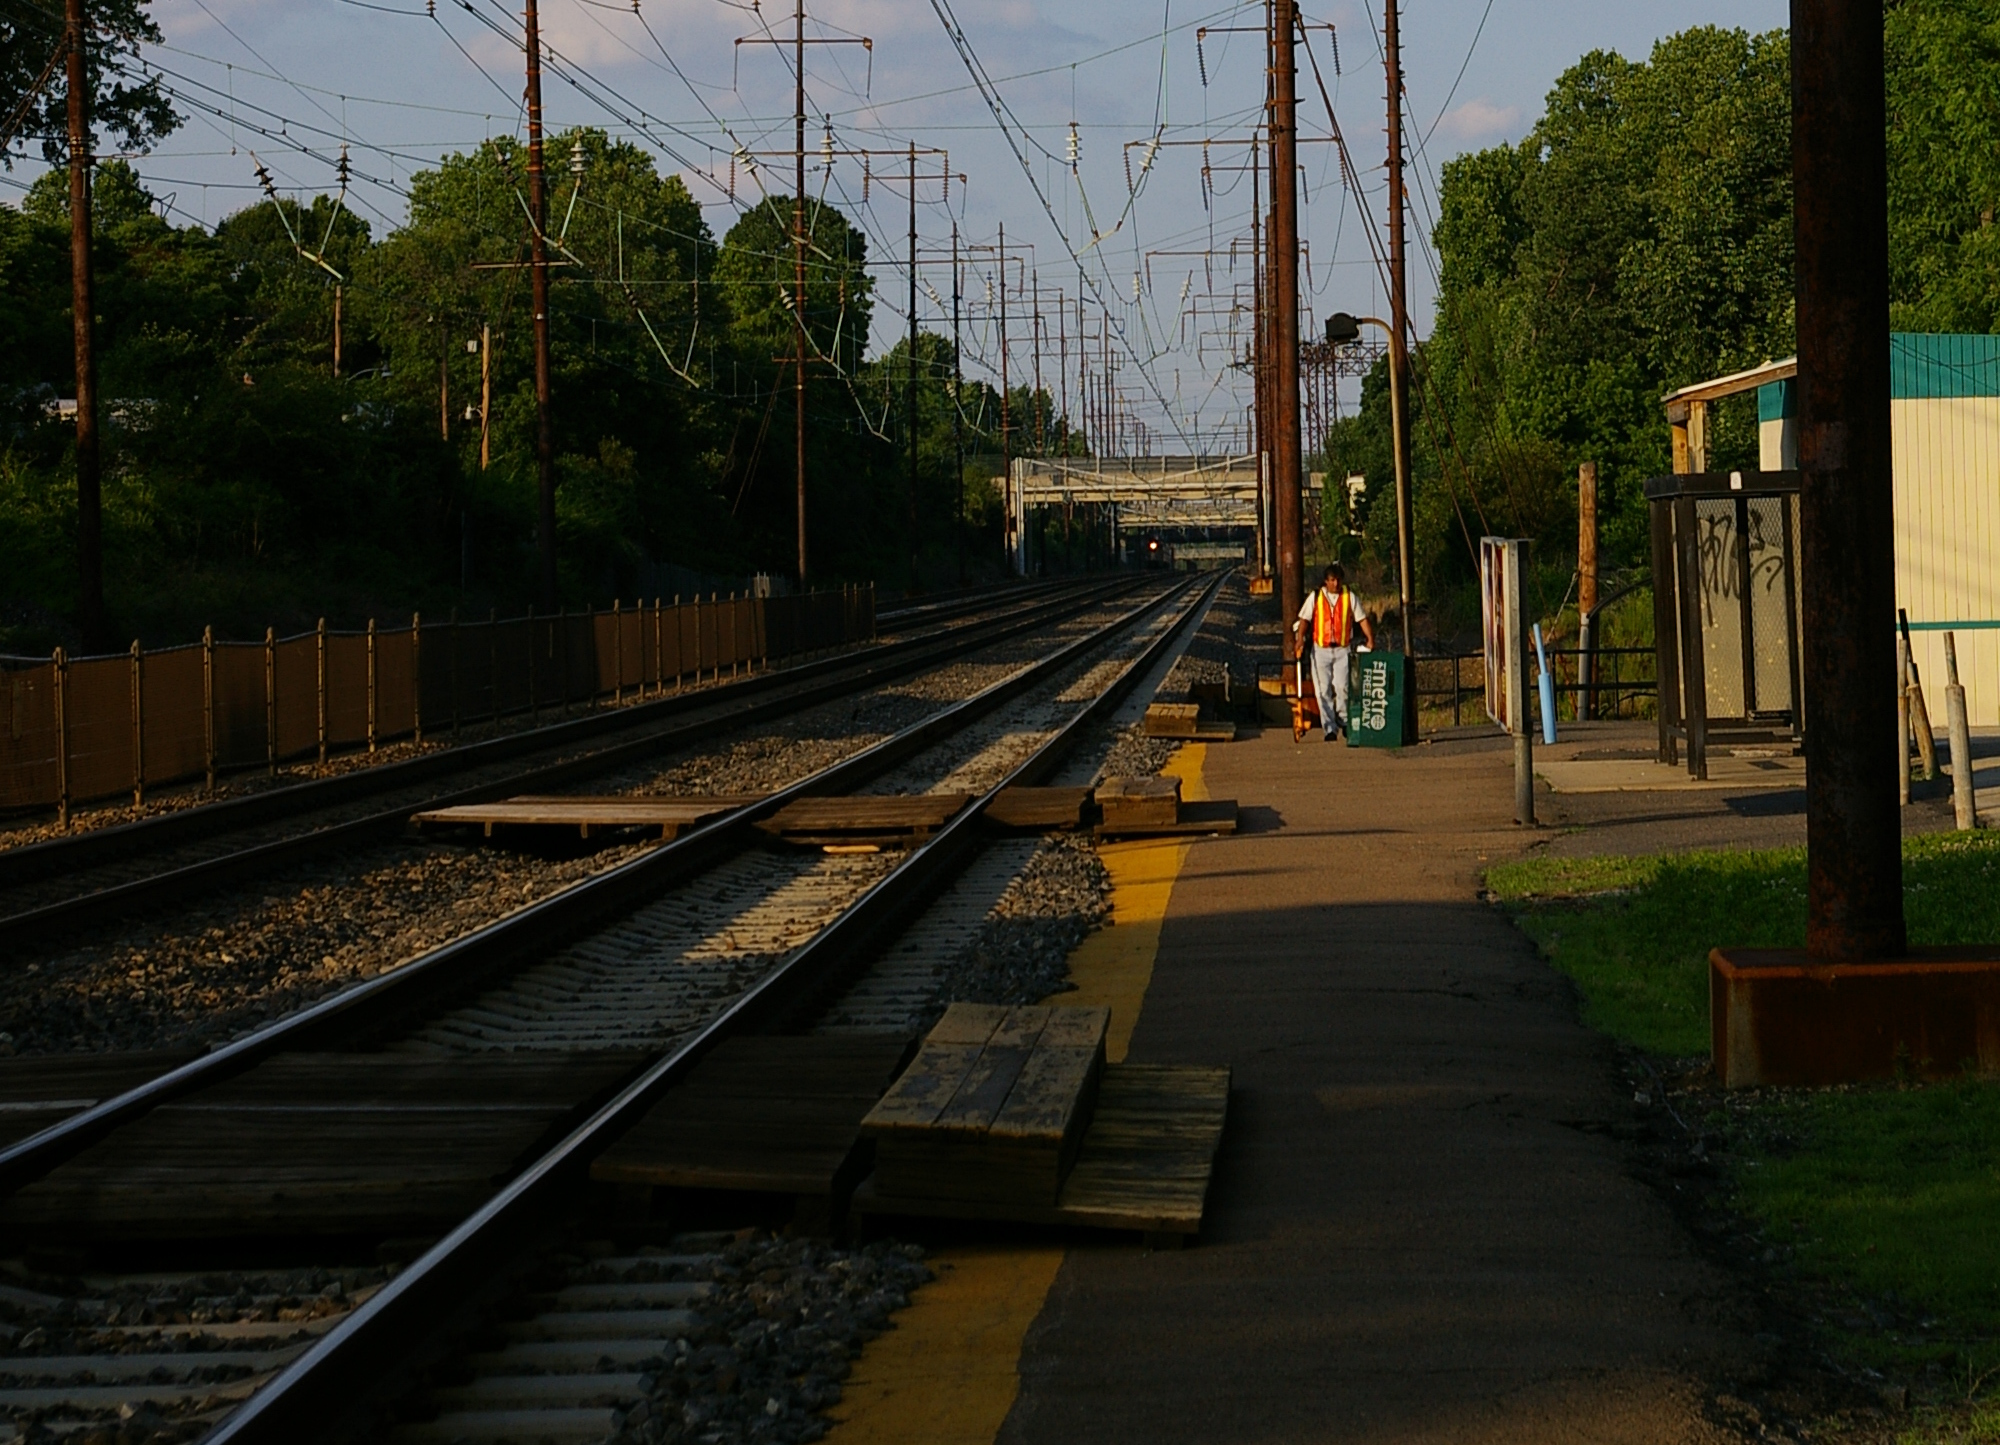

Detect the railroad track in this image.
[0,572,1219,1443]
[0,574,1140,951]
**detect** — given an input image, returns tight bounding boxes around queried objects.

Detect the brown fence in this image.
[0,587,875,820]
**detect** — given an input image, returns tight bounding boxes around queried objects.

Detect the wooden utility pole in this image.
[1385,0,1417,662]
[479,323,492,470]
[524,0,557,610]
[952,221,966,586]
[1578,461,1599,621]
[1795,0,1904,959]
[66,0,105,650]
[792,0,808,589]
[332,285,342,377]
[1251,152,1268,578]
[1269,0,1304,642]
[907,145,921,591]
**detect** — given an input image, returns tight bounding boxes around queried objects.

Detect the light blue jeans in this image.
[1310,645,1353,736]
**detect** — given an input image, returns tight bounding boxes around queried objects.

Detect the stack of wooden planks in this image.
[1143,702,1236,742]
[1095,776,1240,839]
[755,793,971,850]
[411,794,762,840]
[851,1004,1232,1244]
[590,1035,914,1228]
[861,1003,1108,1205]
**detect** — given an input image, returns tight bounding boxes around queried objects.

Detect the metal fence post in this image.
[366,617,379,753]
[449,608,460,740]
[53,647,69,829]
[264,627,276,775]
[653,597,664,696]
[558,605,570,716]
[203,625,216,793]
[411,612,423,745]
[129,639,145,806]
[316,617,328,765]
[672,596,682,692]
[613,599,624,703]
[527,606,539,726]
[487,607,497,723]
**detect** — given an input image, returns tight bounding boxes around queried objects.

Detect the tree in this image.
[1,0,176,168]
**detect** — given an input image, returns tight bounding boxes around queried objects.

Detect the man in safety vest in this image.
[1292,562,1376,741]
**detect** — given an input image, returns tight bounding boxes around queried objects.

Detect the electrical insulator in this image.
[862,156,870,202]
[1196,32,1208,87]
[570,140,586,176]
[1132,272,1142,301]
[985,275,994,306]
[820,127,834,166]
[336,145,350,191]
[1066,123,1079,170]
[1330,27,1341,76]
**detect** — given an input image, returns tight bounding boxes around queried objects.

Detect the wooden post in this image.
[1578,461,1599,721]
[1686,399,1709,474]
[411,612,423,745]
[316,618,328,765]
[264,627,276,775]
[672,595,683,692]
[53,647,69,829]
[584,604,596,705]
[1945,631,1975,830]
[130,639,144,806]
[366,617,379,753]
[202,625,216,793]
[653,597,664,696]
[613,599,624,703]
[1897,631,1912,806]
[527,606,539,726]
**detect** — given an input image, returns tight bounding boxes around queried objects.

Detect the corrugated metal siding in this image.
[1892,392,2000,727]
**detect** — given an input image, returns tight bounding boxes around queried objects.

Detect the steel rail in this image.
[205,568,1222,1445]
[874,576,1075,626]
[0,576,1193,1197]
[0,577,1146,949]
[0,576,1118,898]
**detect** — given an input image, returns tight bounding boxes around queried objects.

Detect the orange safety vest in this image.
[1312,587,1356,648]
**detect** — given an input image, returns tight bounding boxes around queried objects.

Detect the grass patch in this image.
[1489,834,2000,1056]
[1491,833,2000,1411]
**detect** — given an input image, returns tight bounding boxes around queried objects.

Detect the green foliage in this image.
[0,131,1048,646]
[1,0,178,170]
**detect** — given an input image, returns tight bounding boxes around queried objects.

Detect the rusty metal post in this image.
[264,627,276,775]
[53,647,69,829]
[1269,0,1305,649]
[527,606,539,726]
[203,625,216,793]
[129,640,143,806]
[1795,0,1905,960]
[411,612,423,745]
[316,618,328,765]
[366,617,378,753]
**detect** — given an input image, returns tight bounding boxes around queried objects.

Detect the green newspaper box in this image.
[1346,651,1409,748]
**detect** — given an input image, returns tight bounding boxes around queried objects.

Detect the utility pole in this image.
[479,322,492,470]
[1252,153,1268,578]
[1795,0,1904,960]
[906,142,920,592]
[1385,0,1417,665]
[524,0,557,611]
[792,0,808,590]
[952,221,966,586]
[333,285,343,377]
[998,222,1010,486]
[66,0,105,650]
[1269,0,1304,644]
[1032,270,1044,455]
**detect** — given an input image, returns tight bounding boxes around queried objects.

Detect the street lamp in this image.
[1324,312,1416,661]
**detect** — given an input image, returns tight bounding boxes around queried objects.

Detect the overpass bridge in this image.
[1004,456,1321,574]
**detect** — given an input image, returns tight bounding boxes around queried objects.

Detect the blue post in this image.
[1533,624,1557,746]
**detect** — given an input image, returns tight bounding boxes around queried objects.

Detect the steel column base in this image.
[1711,946,2000,1087]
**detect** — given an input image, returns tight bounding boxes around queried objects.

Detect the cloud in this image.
[1433,98,1523,145]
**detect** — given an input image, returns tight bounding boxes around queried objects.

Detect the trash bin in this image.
[1346,652,1408,748]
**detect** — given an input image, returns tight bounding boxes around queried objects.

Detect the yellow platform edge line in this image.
[821,744,1209,1445]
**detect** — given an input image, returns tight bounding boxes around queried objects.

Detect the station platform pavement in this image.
[830,723,1759,1445]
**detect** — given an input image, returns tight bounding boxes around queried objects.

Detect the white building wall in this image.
[1892,394,2000,727]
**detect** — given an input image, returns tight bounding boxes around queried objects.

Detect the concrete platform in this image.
[995,726,1756,1444]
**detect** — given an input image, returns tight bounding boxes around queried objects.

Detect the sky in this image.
[7,0,1790,453]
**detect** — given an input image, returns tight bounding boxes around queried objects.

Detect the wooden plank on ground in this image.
[1143,703,1202,738]
[850,1062,1230,1237]
[757,793,972,846]
[412,795,762,839]
[985,786,1092,831]
[1095,775,1181,827]
[1096,798,1238,840]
